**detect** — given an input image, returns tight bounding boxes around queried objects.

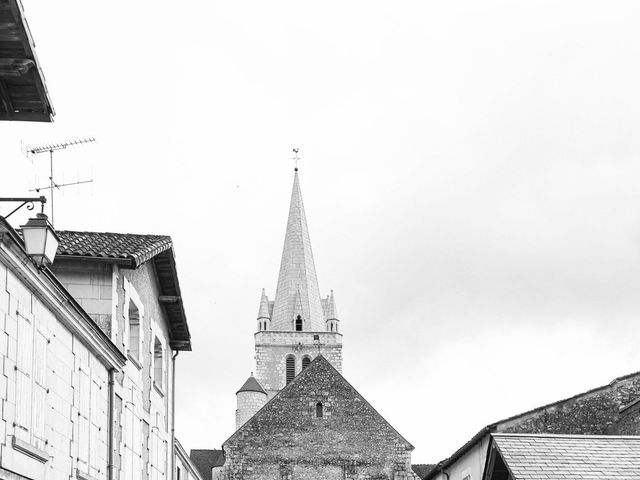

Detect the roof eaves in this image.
[424,425,496,480]
[153,248,191,351]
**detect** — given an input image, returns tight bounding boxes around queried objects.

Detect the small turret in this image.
[325,290,339,333]
[235,373,267,430]
[257,289,270,332]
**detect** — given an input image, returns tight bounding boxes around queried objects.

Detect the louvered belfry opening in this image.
[302,356,311,370]
[286,356,295,384]
[295,315,303,331]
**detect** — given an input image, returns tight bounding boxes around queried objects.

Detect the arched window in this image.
[286,356,295,384]
[263,321,267,330]
[302,356,311,370]
[330,323,333,332]
[316,402,323,418]
[295,315,303,331]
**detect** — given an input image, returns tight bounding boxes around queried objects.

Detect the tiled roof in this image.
[412,464,437,479]
[56,230,173,267]
[425,371,640,480]
[236,375,266,395]
[491,434,640,480]
[189,449,224,480]
[53,230,191,350]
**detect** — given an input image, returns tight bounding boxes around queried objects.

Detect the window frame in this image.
[124,279,144,369]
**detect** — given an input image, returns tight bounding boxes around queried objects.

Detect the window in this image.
[316,402,323,418]
[330,323,333,332]
[263,321,267,330]
[302,356,311,370]
[286,356,295,384]
[128,301,141,362]
[295,315,302,331]
[153,337,164,389]
[14,307,47,452]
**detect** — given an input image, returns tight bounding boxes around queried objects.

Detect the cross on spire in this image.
[292,148,300,172]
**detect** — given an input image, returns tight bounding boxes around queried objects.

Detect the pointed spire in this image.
[257,288,270,320]
[326,290,339,321]
[270,172,324,331]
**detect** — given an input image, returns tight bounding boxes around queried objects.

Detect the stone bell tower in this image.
[235,168,343,424]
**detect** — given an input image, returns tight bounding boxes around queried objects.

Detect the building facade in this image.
[52,231,192,480]
[0,214,194,480]
[0,217,125,480]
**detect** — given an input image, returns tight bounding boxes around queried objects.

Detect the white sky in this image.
[2,0,640,463]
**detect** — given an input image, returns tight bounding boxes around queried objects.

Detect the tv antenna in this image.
[24,137,96,226]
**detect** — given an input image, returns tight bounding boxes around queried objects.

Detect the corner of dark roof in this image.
[236,375,266,395]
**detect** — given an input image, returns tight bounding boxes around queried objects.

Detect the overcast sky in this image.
[3,0,640,463]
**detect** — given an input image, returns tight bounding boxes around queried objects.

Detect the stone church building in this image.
[201,170,418,480]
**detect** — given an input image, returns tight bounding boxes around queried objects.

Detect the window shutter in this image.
[32,329,47,449]
[15,313,33,440]
[286,356,295,384]
[89,377,101,468]
[78,368,91,465]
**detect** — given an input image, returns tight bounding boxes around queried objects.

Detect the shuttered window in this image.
[15,309,47,450]
[285,356,295,384]
[302,356,311,370]
[153,337,163,389]
[128,301,141,362]
[15,312,33,442]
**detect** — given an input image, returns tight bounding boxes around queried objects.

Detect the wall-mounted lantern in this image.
[20,213,60,268]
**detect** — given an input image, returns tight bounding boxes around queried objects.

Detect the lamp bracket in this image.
[0,196,47,219]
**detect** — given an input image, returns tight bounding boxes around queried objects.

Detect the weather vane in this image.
[292,148,300,172]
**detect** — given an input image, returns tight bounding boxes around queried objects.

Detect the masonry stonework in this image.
[498,372,640,435]
[254,331,342,398]
[221,357,417,480]
[236,391,267,429]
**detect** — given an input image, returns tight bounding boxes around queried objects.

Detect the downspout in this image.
[107,368,115,480]
[170,350,179,479]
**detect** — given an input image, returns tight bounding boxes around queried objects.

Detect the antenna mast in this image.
[25,137,95,226]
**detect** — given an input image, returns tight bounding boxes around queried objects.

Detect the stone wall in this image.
[254,331,342,398]
[115,263,173,480]
[53,260,114,337]
[616,399,640,435]
[497,372,640,435]
[236,390,267,430]
[0,254,110,480]
[221,357,416,480]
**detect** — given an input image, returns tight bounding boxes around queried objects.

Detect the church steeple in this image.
[270,172,325,331]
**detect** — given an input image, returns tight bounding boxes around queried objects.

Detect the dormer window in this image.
[295,315,302,331]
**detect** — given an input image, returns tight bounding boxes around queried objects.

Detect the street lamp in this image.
[20,213,60,268]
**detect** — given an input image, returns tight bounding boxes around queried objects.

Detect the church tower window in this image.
[302,356,311,370]
[316,402,323,418]
[295,315,303,331]
[286,355,295,384]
